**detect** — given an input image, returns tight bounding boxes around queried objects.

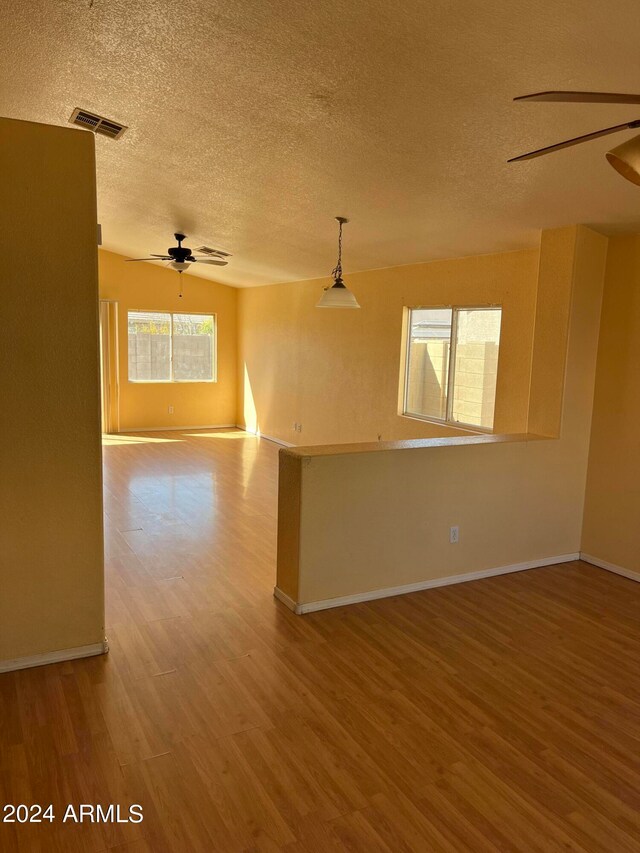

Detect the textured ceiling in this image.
[2,0,640,286]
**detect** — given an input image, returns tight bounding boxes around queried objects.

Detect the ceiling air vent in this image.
[69,108,127,140]
[195,245,232,257]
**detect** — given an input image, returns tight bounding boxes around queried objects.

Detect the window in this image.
[128,311,216,382]
[403,306,502,430]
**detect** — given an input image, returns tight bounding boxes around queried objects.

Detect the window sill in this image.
[128,380,217,385]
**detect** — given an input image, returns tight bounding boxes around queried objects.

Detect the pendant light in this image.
[606,134,640,186]
[316,217,360,308]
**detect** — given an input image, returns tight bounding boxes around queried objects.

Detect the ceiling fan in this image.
[126,233,231,272]
[509,91,640,185]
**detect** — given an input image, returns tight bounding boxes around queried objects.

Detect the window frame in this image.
[127,309,217,384]
[401,304,502,432]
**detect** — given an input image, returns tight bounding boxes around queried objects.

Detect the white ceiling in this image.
[2,0,640,287]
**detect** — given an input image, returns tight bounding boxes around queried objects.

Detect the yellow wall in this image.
[582,234,640,573]
[276,227,608,607]
[99,250,238,431]
[0,118,105,662]
[527,227,577,437]
[237,249,538,445]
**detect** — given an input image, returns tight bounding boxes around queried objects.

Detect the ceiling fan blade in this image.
[192,258,228,266]
[514,91,640,105]
[150,253,172,258]
[508,121,639,162]
[126,257,169,261]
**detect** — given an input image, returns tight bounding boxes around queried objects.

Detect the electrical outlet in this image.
[449,525,459,544]
[293,422,298,431]
[168,406,174,414]
[297,424,302,432]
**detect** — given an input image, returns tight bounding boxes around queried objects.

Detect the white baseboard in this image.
[117,424,237,433]
[284,553,581,615]
[0,640,108,674]
[273,587,298,612]
[236,425,295,448]
[580,552,640,583]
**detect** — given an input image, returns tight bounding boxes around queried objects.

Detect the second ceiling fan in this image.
[509,90,640,185]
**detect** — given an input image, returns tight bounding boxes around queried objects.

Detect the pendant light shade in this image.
[316,216,360,308]
[316,278,360,308]
[170,261,189,272]
[606,133,640,186]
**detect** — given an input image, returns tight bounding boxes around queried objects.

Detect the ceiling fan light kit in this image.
[317,217,361,309]
[509,90,640,186]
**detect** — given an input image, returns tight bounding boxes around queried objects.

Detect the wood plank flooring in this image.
[2,428,640,851]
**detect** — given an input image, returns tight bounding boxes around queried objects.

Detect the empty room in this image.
[2,1,640,850]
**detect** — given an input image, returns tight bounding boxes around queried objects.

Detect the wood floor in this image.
[2,429,640,852]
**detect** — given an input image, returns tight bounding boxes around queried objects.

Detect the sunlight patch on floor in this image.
[102,434,182,446]
[185,431,255,440]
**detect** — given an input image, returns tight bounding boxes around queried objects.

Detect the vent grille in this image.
[195,245,232,257]
[69,108,127,140]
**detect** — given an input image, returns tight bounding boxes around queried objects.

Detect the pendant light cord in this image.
[332,217,347,282]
